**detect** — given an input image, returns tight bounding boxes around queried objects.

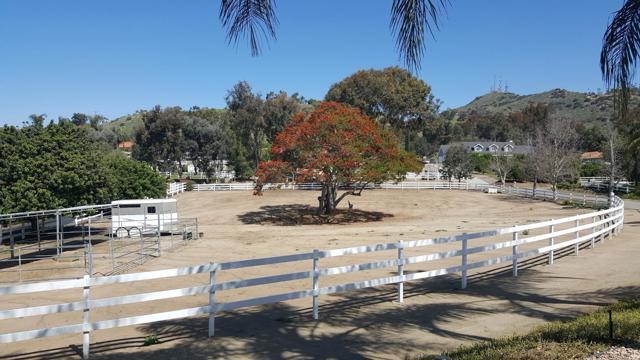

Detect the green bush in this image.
[470,153,492,173]
[580,162,605,177]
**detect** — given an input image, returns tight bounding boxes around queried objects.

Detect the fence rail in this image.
[0,186,625,359]
[166,182,186,197]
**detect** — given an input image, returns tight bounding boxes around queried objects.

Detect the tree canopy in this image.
[255,102,421,215]
[0,121,165,213]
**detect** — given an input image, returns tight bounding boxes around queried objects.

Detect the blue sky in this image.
[0,0,623,126]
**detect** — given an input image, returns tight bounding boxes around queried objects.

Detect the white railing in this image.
[0,190,625,359]
[166,182,186,197]
[191,181,475,192]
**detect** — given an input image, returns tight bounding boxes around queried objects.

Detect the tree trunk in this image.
[318,183,338,215]
[532,175,538,198]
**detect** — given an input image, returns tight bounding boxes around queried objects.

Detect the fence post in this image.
[397,240,404,302]
[512,232,518,277]
[461,238,468,289]
[574,219,580,256]
[9,219,14,259]
[195,218,199,240]
[549,220,555,265]
[82,274,91,359]
[609,213,614,238]
[600,214,605,244]
[583,194,586,206]
[208,262,217,337]
[312,249,320,320]
[591,216,596,249]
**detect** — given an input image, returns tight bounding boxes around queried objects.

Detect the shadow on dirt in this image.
[237,204,393,225]
[6,246,640,360]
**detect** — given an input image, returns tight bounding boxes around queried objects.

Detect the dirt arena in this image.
[2,189,639,360]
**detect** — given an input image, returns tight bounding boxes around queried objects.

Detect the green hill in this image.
[452,88,640,125]
[104,112,144,140]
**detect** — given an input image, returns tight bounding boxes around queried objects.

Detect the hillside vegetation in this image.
[452,89,640,125]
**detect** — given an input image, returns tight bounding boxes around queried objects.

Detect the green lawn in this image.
[413,298,640,360]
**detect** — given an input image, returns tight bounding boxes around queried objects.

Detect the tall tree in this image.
[133,106,189,173]
[325,67,437,151]
[218,0,449,71]
[441,144,473,183]
[184,116,229,179]
[226,81,266,169]
[255,102,421,215]
[263,91,306,142]
[537,117,580,201]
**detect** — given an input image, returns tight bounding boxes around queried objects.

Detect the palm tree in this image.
[218,0,449,72]
[601,0,640,118]
[601,0,640,193]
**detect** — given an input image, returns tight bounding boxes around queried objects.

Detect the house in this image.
[580,151,603,163]
[437,141,532,163]
[117,140,134,152]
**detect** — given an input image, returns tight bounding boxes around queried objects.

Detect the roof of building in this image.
[580,151,603,160]
[438,141,533,156]
[111,199,176,205]
[117,140,134,149]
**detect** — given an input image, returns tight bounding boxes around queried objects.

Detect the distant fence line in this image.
[169,179,636,195]
[0,186,625,359]
[186,181,611,207]
[579,177,635,194]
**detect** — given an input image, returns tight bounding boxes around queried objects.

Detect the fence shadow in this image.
[5,252,639,360]
[237,204,393,226]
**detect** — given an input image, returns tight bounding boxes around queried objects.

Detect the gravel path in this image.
[586,347,640,360]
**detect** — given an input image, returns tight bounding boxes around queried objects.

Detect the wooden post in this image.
[549,221,555,265]
[600,214,605,244]
[312,249,320,320]
[461,238,468,289]
[82,274,91,359]
[397,241,404,303]
[208,262,217,337]
[574,219,580,256]
[512,232,518,277]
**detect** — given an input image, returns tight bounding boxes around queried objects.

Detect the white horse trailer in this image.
[111,199,178,237]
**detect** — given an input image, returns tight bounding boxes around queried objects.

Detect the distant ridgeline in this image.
[450,88,640,125]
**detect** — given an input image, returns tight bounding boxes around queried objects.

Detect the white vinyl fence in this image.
[166,182,186,197]
[0,191,625,359]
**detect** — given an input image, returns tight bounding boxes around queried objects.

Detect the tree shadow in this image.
[237,204,393,226]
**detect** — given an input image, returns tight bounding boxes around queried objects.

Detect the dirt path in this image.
[1,190,638,360]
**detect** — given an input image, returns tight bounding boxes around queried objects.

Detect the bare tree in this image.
[538,117,580,201]
[525,133,545,198]
[491,152,515,187]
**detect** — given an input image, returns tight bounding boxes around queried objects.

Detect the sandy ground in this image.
[1,189,639,360]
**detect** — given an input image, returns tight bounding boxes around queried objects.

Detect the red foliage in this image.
[255,102,421,188]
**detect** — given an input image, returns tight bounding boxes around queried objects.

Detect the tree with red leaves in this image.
[255,102,422,215]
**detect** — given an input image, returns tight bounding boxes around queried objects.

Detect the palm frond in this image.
[601,0,640,119]
[219,0,279,56]
[390,0,449,72]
